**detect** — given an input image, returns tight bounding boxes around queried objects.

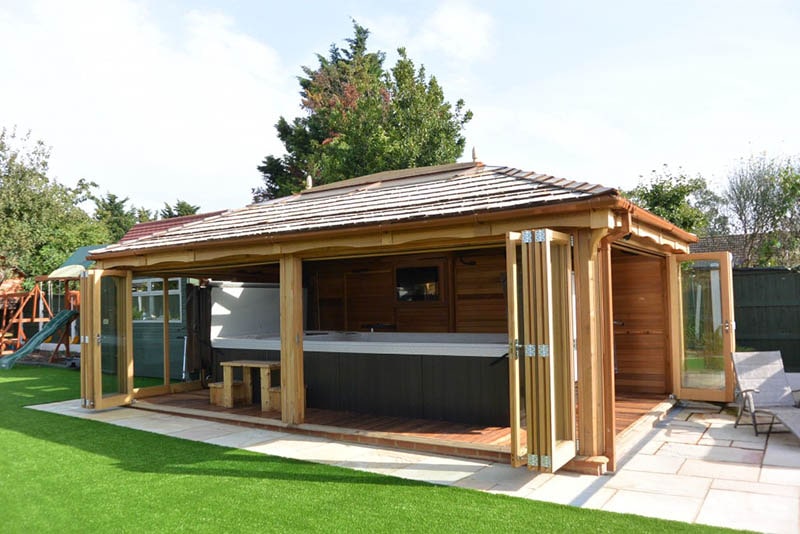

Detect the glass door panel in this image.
[672,252,735,402]
[506,232,527,467]
[507,230,576,473]
[100,275,128,395]
[84,269,133,409]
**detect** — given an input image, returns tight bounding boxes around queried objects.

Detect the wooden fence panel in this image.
[733,268,800,371]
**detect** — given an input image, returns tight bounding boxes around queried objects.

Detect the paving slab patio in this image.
[29,399,800,533]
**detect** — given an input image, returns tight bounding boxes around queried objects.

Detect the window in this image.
[396,266,440,302]
[132,278,182,322]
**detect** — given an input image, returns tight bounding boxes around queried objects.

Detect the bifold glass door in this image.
[80,269,133,409]
[507,230,576,473]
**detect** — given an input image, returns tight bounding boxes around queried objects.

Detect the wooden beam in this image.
[162,277,170,386]
[599,242,617,471]
[573,228,607,457]
[280,254,305,424]
[95,209,620,271]
[667,254,683,399]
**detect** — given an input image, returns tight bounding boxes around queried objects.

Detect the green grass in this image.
[0,367,740,533]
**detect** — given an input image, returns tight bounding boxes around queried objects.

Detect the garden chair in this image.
[732,351,800,440]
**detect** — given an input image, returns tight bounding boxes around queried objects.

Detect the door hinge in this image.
[534,229,546,243]
[538,344,550,358]
[524,344,536,358]
[521,230,533,243]
[528,454,551,469]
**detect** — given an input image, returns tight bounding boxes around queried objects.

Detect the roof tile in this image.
[93,163,617,257]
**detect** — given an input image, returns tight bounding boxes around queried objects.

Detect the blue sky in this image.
[1,0,798,213]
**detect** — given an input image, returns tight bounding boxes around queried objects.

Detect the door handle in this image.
[723,320,735,333]
[95,333,102,346]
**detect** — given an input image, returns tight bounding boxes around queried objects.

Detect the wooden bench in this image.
[209,380,247,406]
[218,360,281,412]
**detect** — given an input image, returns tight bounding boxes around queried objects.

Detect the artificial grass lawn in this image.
[0,367,741,533]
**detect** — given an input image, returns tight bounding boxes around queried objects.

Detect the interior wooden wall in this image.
[453,250,507,332]
[611,249,670,394]
[306,248,508,333]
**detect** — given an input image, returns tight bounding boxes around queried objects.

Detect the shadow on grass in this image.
[0,366,427,488]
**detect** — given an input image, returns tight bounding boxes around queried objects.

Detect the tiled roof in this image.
[119,211,226,242]
[691,234,748,266]
[92,163,616,257]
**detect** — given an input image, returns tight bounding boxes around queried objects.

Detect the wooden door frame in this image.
[80,269,134,409]
[668,251,735,402]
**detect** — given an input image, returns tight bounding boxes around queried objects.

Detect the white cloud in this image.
[0,0,295,213]
[416,1,493,62]
[360,1,493,65]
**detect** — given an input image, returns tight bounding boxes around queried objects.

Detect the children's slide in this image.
[0,309,78,370]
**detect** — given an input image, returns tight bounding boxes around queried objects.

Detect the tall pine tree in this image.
[253,23,472,201]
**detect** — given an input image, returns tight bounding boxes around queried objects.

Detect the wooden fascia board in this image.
[619,201,698,244]
[626,219,691,254]
[94,196,673,270]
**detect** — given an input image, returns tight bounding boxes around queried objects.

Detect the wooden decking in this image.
[136,390,669,464]
[615,393,671,434]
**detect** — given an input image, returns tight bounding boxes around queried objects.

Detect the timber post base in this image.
[563,455,609,476]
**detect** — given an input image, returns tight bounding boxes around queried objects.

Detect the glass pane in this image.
[134,295,158,321]
[133,323,166,388]
[151,280,164,292]
[396,266,439,301]
[168,294,181,321]
[132,281,148,293]
[100,276,127,396]
[170,334,187,384]
[681,260,725,390]
[167,279,179,291]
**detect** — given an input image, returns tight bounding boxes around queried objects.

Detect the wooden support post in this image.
[260,367,270,411]
[573,229,607,457]
[222,365,234,408]
[599,242,617,471]
[162,277,170,386]
[79,272,92,406]
[280,254,305,425]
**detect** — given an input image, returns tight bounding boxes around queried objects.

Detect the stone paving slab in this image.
[28,399,800,534]
[696,488,800,534]
[602,490,703,523]
[678,458,761,481]
[657,441,765,464]
[619,453,685,474]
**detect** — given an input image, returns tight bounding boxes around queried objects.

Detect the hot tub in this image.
[211,331,508,358]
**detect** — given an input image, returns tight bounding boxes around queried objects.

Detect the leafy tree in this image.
[253,22,473,201]
[0,127,110,280]
[93,193,137,242]
[136,207,154,223]
[723,154,800,266]
[160,200,200,219]
[625,165,725,236]
[92,193,155,240]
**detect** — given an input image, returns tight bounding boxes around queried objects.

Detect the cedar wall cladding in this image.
[306,248,508,334]
[611,250,669,394]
